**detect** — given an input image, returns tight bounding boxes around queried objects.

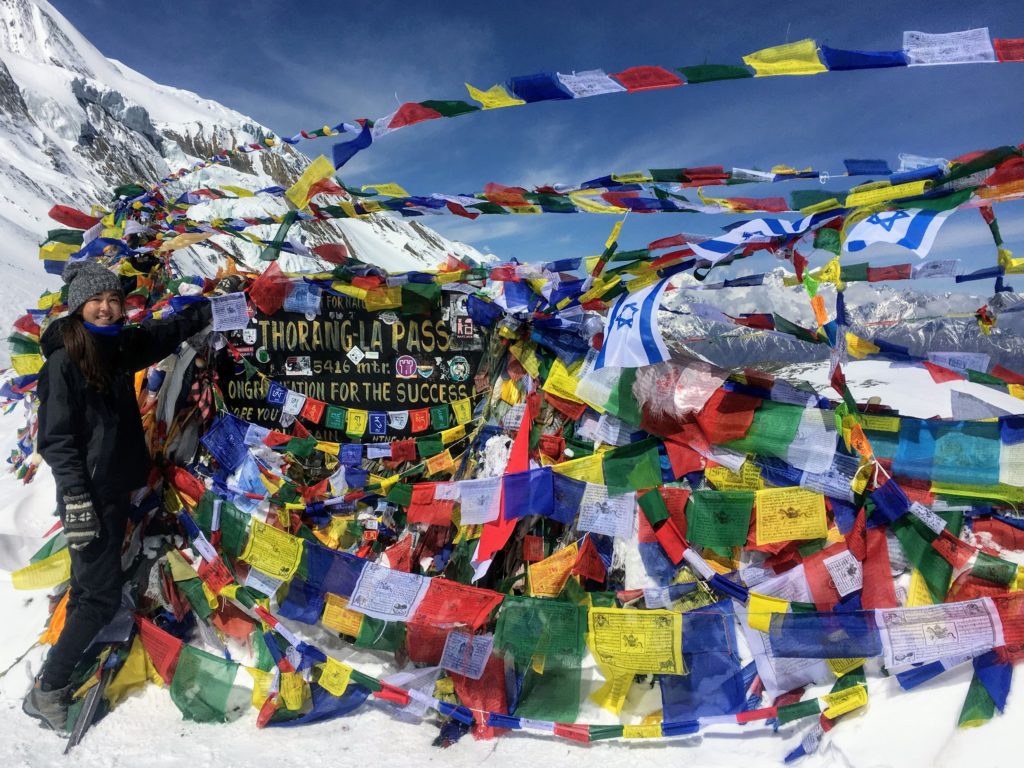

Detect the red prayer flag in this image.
[922,361,965,384]
[300,397,326,424]
[388,102,443,129]
[696,389,760,443]
[137,618,183,684]
[573,536,607,583]
[994,38,1024,62]
[611,66,683,91]
[654,517,687,565]
[860,527,898,609]
[475,403,531,565]
[47,204,101,230]
[451,656,509,740]
[410,409,431,433]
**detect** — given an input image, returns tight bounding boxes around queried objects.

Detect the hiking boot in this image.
[22,678,71,734]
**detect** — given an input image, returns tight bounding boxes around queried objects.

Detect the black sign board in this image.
[220,291,486,441]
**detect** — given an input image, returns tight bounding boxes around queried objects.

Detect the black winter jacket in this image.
[36,301,213,500]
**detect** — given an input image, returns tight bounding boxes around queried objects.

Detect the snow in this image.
[781,358,1024,419]
[0,364,1020,767]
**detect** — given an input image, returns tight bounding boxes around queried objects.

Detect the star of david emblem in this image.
[865,209,910,231]
[615,302,639,329]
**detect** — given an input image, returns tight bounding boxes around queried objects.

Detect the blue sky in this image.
[55,1,1024,286]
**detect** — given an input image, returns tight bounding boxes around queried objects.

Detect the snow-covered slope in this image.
[660,268,1024,370]
[0,0,487,347]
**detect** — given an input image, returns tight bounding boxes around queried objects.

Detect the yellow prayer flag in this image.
[38,241,78,262]
[285,154,336,209]
[551,454,604,485]
[588,607,684,674]
[221,185,255,198]
[528,542,578,597]
[844,180,929,209]
[828,657,865,677]
[625,273,660,293]
[754,487,828,545]
[510,340,542,378]
[611,171,653,184]
[743,39,826,77]
[623,723,662,739]
[542,358,585,404]
[364,286,403,311]
[322,593,365,636]
[907,568,936,606]
[569,191,622,214]
[158,232,214,252]
[318,657,353,696]
[241,519,303,580]
[315,441,340,456]
[861,414,900,432]
[747,592,789,633]
[38,291,61,310]
[11,354,43,376]
[821,684,868,719]
[706,462,763,491]
[577,275,621,304]
[465,82,525,109]
[247,667,272,708]
[361,183,409,197]
[800,197,841,215]
[279,671,307,710]
[451,398,474,426]
[817,257,843,287]
[843,333,884,360]
[440,425,466,445]
[106,636,151,708]
[605,219,624,249]
[590,667,634,714]
[346,408,368,436]
[12,548,71,590]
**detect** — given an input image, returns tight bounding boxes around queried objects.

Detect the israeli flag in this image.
[844,208,954,258]
[689,215,821,264]
[594,277,671,370]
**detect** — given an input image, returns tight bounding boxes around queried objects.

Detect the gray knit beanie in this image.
[63,260,123,316]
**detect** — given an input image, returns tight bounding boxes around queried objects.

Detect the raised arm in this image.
[119,299,213,372]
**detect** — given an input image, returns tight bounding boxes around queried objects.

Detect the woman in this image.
[24,260,212,732]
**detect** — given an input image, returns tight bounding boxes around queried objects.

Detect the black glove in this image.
[62,490,99,550]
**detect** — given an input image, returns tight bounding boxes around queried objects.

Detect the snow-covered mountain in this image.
[0,0,487,344]
[660,268,1024,371]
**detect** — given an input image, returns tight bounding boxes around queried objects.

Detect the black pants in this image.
[41,498,128,690]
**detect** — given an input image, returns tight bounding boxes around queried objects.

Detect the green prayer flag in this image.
[355,616,405,652]
[840,262,870,282]
[193,492,250,559]
[400,282,441,316]
[602,438,662,492]
[419,99,480,118]
[325,405,347,431]
[958,672,996,727]
[638,489,670,527]
[416,434,444,458]
[170,646,248,723]
[725,400,805,458]
[685,490,754,551]
[677,64,754,83]
[776,698,821,725]
[891,511,963,603]
[386,483,414,507]
[429,404,451,430]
